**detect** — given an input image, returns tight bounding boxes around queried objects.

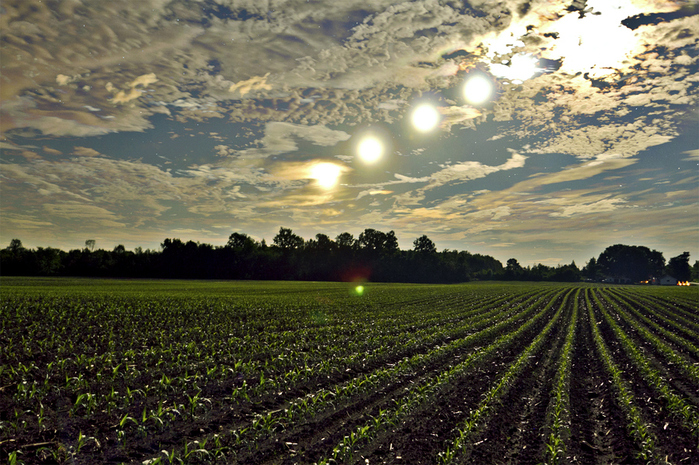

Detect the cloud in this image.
[262,122,351,150]
[229,73,273,97]
[527,156,639,187]
[440,105,482,130]
[349,150,527,193]
[264,159,351,186]
[214,145,236,158]
[548,197,628,218]
[226,122,351,160]
[42,146,63,156]
[1,95,157,137]
[682,149,699,161]
[423,151,527,191]
[72,147,103,158]
[20,151,42,160]
[56,74,79,86]
[43,202,125,228]
[1,212,54,230]
[0,0,696,262]
[1,0,695,142]
[108,73,158,104]
[0,0,515,136]
[355,189,393,200]
[0,141,26,151]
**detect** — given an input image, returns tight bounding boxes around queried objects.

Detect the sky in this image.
[1,0,697,267]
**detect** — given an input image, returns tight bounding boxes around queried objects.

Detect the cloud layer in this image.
[1,0,697,264]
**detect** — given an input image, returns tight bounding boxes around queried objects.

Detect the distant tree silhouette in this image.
[273,227,304,250]
[358,229,398,254]
[227,232,258,251]
[582,257,601,281]
[335,232,356,249]
[505,258,524,279]
[597,244,664,282]
[8,234,659,284]
[306,233,335,252]
[8,239,24,252]
[413,235,437,254]
[666,252,691,281]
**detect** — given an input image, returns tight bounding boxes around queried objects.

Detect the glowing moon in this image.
[411,104,441,132]
[357,136,383,164]
[463,75,493,105]
[310,162,342,189]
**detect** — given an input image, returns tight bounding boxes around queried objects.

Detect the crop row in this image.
[1,279,697,464]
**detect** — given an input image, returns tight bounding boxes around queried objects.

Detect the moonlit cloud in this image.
[229,74,273,97]
[423,151,527,191]
[548,198,628,218]
[108,73,159,104]
[490,54,540,82]
[72,147,103,158]
[0,0,696,264]
[683,150,699,161]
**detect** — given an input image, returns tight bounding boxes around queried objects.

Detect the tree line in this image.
[1,229,696,283]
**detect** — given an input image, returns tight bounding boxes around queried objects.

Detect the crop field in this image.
[1,278,698,464]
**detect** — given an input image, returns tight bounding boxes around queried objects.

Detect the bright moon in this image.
[310,163,342,189]
[411,104,440,132]
[463,75,493,105]
[357,137,383,164]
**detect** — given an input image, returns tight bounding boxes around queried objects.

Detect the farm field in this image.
[1,278,698,464]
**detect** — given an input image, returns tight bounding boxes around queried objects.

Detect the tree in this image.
[35,247,63,275]
[666,252,691,282]
[692,260,699,282]
[273,227,304,250]
[161,238,184,251]
[505,258,524,280]
[85,239,95,251]
[227,232,257,251]
[597,244,665,282]
[335,232,356,249]
[307,233,335,252]
[7,239,23,252]
[384,231,399,254]
[582,257,599,280]
[506,258,522,271]
[552,261,581,282]
[358,229,399,254]
[413,235,436,254]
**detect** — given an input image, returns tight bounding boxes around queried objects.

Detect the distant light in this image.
[355,285,365,295]
[411,103,441,132]
[310,162,342,189]
[463,74,493,105]
[357,137,383,164]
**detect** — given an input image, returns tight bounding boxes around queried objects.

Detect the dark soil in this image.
[3,288,697,465]
[568,297,642,465]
